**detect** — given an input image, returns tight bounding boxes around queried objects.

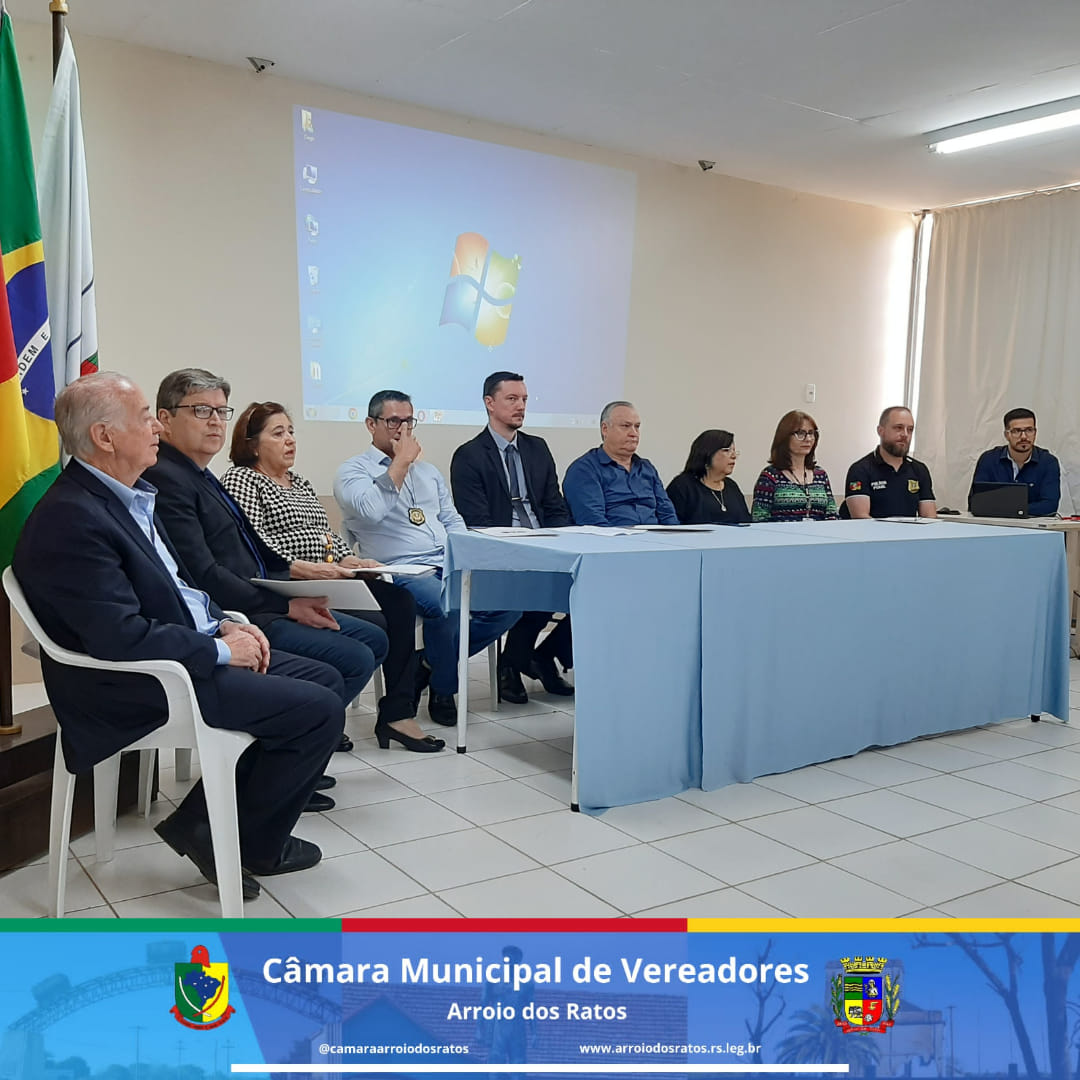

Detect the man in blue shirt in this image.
[564,401,679,526]
[969,408,1061,517]
[334,390,520,726]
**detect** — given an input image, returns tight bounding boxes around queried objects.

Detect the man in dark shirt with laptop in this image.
[968,408,1061,517]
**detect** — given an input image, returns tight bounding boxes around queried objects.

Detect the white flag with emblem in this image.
[37,25,98,388]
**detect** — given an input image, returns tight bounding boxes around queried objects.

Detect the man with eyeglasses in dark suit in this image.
[144,369,391,797]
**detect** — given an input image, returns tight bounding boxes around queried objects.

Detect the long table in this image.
[443,521,1069,812]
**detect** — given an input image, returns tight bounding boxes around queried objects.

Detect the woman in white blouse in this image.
[221,402,442,754]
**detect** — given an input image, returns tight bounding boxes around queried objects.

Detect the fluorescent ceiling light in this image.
[926,95,1080,155]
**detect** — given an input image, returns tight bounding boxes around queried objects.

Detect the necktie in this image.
[505,444,534,529]
[205,470,268,577]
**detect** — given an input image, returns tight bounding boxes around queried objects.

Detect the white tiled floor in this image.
[6,657,1080,919]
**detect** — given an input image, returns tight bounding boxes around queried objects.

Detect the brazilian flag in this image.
[0,7,60,570]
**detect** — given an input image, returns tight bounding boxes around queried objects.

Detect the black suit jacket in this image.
[143,442,290,628]
[13,461,229,774]
[450,429,570,528]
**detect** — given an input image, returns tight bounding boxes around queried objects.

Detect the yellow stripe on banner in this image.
[2,240,45,284]
[688,917,1080,933]
[0,377,59,506]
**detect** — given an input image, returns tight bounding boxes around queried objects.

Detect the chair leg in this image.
[48,740,77,918]
[488,639,500,714]
[174,747,192,782]
[372,665,385,704]
[199,752,245,919]
[137,749,156,817]
[93,756,122,863]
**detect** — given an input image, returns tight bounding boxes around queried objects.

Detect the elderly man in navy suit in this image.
[13,373,343,900]
[450,371,574,703]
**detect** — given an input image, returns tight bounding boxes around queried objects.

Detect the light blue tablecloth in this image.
[444,521,1069,810]
[445,530,704,809]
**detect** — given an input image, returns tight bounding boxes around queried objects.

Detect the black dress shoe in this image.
[246,837,322,877]
[314,774,337,791]
[497,665,528,705]
[303,791,335,812]
[428,690,458,726]
[526,655,575,696]
[154,814,261,900]
[336,735,354,753]
[375,720,445,752]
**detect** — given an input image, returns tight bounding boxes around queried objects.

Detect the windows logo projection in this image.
[293,106,636,426]
[439,232,521,348]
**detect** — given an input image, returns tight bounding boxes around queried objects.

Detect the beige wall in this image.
[14,24,914,501]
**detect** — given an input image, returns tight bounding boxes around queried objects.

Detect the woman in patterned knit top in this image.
[221,402,444,754]
[751,410,839,522]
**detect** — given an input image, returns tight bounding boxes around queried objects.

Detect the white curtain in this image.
[916,187,1080,515]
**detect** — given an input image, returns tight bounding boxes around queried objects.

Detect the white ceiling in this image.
[10,0,1080,210]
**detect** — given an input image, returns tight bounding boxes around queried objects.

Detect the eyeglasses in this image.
[173,404,235,420]
[375,416,418,431]
[792,429,819,440]
[719,447,740,457]
[1007,427,1035,437]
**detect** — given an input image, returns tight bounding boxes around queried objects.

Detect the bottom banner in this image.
[0,920,1077,1079]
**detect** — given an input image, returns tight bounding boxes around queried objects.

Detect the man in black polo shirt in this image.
[844,406,937,519]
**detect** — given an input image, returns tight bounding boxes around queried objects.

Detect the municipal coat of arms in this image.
[830,956,900,1034]
[171,945,236,1030]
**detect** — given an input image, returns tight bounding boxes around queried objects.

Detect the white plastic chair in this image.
[2,566,253,919]
[156,607,251,802]
[369,619,499,713]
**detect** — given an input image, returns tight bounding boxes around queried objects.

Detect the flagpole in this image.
[0,598,15,734]
[50,0,66,77]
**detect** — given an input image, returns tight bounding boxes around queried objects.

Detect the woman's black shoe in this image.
[375,721,445,753]
[336,735,354,753]
[314,774,336,791]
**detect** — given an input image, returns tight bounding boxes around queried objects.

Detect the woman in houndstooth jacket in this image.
[221,402,442,754]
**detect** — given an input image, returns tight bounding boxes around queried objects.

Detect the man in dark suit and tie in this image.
[13,373,343,898]
[450,371,574,703]
[143,369,392,781]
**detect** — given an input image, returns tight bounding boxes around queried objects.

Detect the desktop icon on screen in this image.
[307,265,320,288]
[307,315,322,339]
[300,109,315,140]
[302,164,319,186]
[309,360,322,382]
[439,232,521,347]
[305,214,319,239]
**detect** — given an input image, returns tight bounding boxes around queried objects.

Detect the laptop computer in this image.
[970,481,1028,518]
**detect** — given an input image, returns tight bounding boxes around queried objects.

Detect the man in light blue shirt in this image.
[564,401,679,526]
[334,390,520,725]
